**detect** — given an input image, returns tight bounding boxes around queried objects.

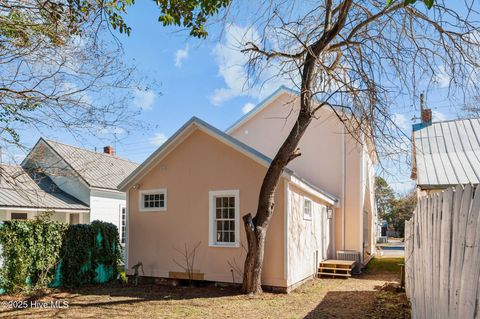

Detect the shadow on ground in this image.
[304,283,410,319]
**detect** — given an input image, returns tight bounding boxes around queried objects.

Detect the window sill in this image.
[139,208,167,212]
[209,243,240,248]
[303,216,313,221]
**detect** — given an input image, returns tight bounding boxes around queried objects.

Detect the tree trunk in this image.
[240,0,354,294]
[242,109,313,294]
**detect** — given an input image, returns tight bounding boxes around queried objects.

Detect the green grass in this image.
[365,257,405,274]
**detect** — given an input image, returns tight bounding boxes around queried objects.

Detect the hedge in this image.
[0,219,122,293]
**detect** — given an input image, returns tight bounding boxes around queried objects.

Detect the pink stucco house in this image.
[119,86,377,291]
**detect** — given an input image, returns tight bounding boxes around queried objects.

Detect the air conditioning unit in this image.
[336,250,362,274]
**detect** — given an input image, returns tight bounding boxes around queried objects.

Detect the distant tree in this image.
[391,191,416,237]
[375,177,396,224]
[0,1,138,152]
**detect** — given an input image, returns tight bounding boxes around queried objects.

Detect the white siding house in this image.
[0,138,137,244]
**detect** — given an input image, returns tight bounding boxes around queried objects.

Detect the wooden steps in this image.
[318,260,356,278]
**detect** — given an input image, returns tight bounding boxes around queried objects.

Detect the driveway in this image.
[377,238,405,258]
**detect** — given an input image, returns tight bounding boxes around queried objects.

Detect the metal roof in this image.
[0,164,89,211]
[119,117,338,204]
[33,139,139,190]
[412,118,480,188]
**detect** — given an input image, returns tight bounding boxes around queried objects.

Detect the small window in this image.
[11,213,28,220]
[304,197,313,220]
[69,213,80,225]
[209,190,239,247]
[121,207,126,244]
[139,189,167,212]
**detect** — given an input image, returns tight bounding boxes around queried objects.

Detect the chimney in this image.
[420,93,432,123]
[103,146,115,155]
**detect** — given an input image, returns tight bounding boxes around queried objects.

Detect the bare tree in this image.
[0,1,145,155]
[173,242,202,286]
[232,0,480,294]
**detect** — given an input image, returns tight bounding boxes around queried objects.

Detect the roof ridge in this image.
[43,138,139,165]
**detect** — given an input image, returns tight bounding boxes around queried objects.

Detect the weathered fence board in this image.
[405,185,480,319]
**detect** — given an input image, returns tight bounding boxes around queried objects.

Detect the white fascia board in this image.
[286,174,338,207]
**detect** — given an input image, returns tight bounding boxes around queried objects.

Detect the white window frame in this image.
[120,205,127,245]
[10,212,29,220]
[139,188,167,212]
[303,196,313,220]
[208,190,240,248]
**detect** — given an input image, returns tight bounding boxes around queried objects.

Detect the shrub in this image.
[0,219,67,293]
[0,219,121,293]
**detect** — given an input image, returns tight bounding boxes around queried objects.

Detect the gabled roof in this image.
[225,85,299,134]
[412,118,480,188]
[119,117,338,205]
[0,164,89,211]
[23,138,139,191]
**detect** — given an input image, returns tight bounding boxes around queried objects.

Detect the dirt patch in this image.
[0,259,411,318]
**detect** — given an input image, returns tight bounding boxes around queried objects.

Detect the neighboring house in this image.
[411,111,480,194]
[0,138,138,244]
[120,86,377,291]
[0,164,89,222]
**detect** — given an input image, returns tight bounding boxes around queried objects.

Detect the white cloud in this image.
[242,102,256,114]
[210,24,292,106]
[433,110,447,122]
[133,89,157,110]
[434,67,451,88]
[174,45,189,68]
[149,133,167,146]
[390,180,415,195]
[392,113,409,131]
[98,127,126,135]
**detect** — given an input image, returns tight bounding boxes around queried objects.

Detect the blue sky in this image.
[17,1,466,195]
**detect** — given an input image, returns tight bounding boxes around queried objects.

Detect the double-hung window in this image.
[139,189,167,212]
[209,190,239,247]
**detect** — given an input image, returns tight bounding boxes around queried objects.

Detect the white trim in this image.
[139,188,167,212]
[284,181,290,284]
[208,190,240,248]
[303,196,313,221]
[90,187,125,194]
[119,204,127,245]
[287,175,337,206]
[359,141,366,261]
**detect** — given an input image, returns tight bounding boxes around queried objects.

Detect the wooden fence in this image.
[405,184,480,319]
